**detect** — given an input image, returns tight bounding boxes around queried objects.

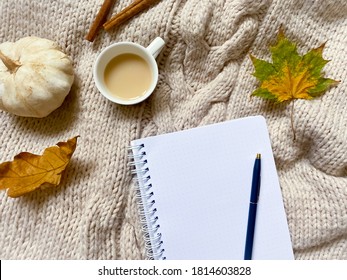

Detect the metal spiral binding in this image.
[128,143,165,260]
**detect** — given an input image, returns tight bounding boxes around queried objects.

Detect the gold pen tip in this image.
[256,153,261,159]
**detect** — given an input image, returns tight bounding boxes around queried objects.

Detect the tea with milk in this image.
[104,53,152,100]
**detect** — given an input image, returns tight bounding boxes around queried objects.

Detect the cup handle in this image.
[146,37,165,59]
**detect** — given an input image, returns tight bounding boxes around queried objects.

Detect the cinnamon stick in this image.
[86,0,117,42]
[103,0,160,31]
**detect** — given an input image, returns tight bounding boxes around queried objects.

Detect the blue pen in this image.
[244,153,261,260]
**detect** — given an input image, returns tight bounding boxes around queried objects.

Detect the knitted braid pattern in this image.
[0,0,346,259]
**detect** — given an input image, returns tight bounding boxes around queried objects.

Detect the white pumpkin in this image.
[0,36,74,118]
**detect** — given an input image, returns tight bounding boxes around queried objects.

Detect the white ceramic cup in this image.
[93,37,165,105]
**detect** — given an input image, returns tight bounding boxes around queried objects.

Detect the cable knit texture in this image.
[0,0,346,260]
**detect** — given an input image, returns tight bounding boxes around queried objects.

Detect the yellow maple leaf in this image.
[260,62,318,102]
[250,28,339,139]
[0,136,78,198]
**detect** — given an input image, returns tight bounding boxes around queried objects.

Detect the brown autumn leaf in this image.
[0,136,78,198]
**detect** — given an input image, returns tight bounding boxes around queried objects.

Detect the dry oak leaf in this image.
[250,29,339,140]
[0,136,78,198]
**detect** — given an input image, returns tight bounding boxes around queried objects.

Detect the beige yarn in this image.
[0,0,346,260]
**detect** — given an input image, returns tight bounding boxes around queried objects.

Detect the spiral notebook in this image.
[130,116,293,260]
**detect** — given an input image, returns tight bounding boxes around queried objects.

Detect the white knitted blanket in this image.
[0,0,346,260]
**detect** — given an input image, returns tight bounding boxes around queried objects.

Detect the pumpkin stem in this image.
[0,50,20,73]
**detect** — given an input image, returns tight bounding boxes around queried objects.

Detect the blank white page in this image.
[131,116,293,260]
